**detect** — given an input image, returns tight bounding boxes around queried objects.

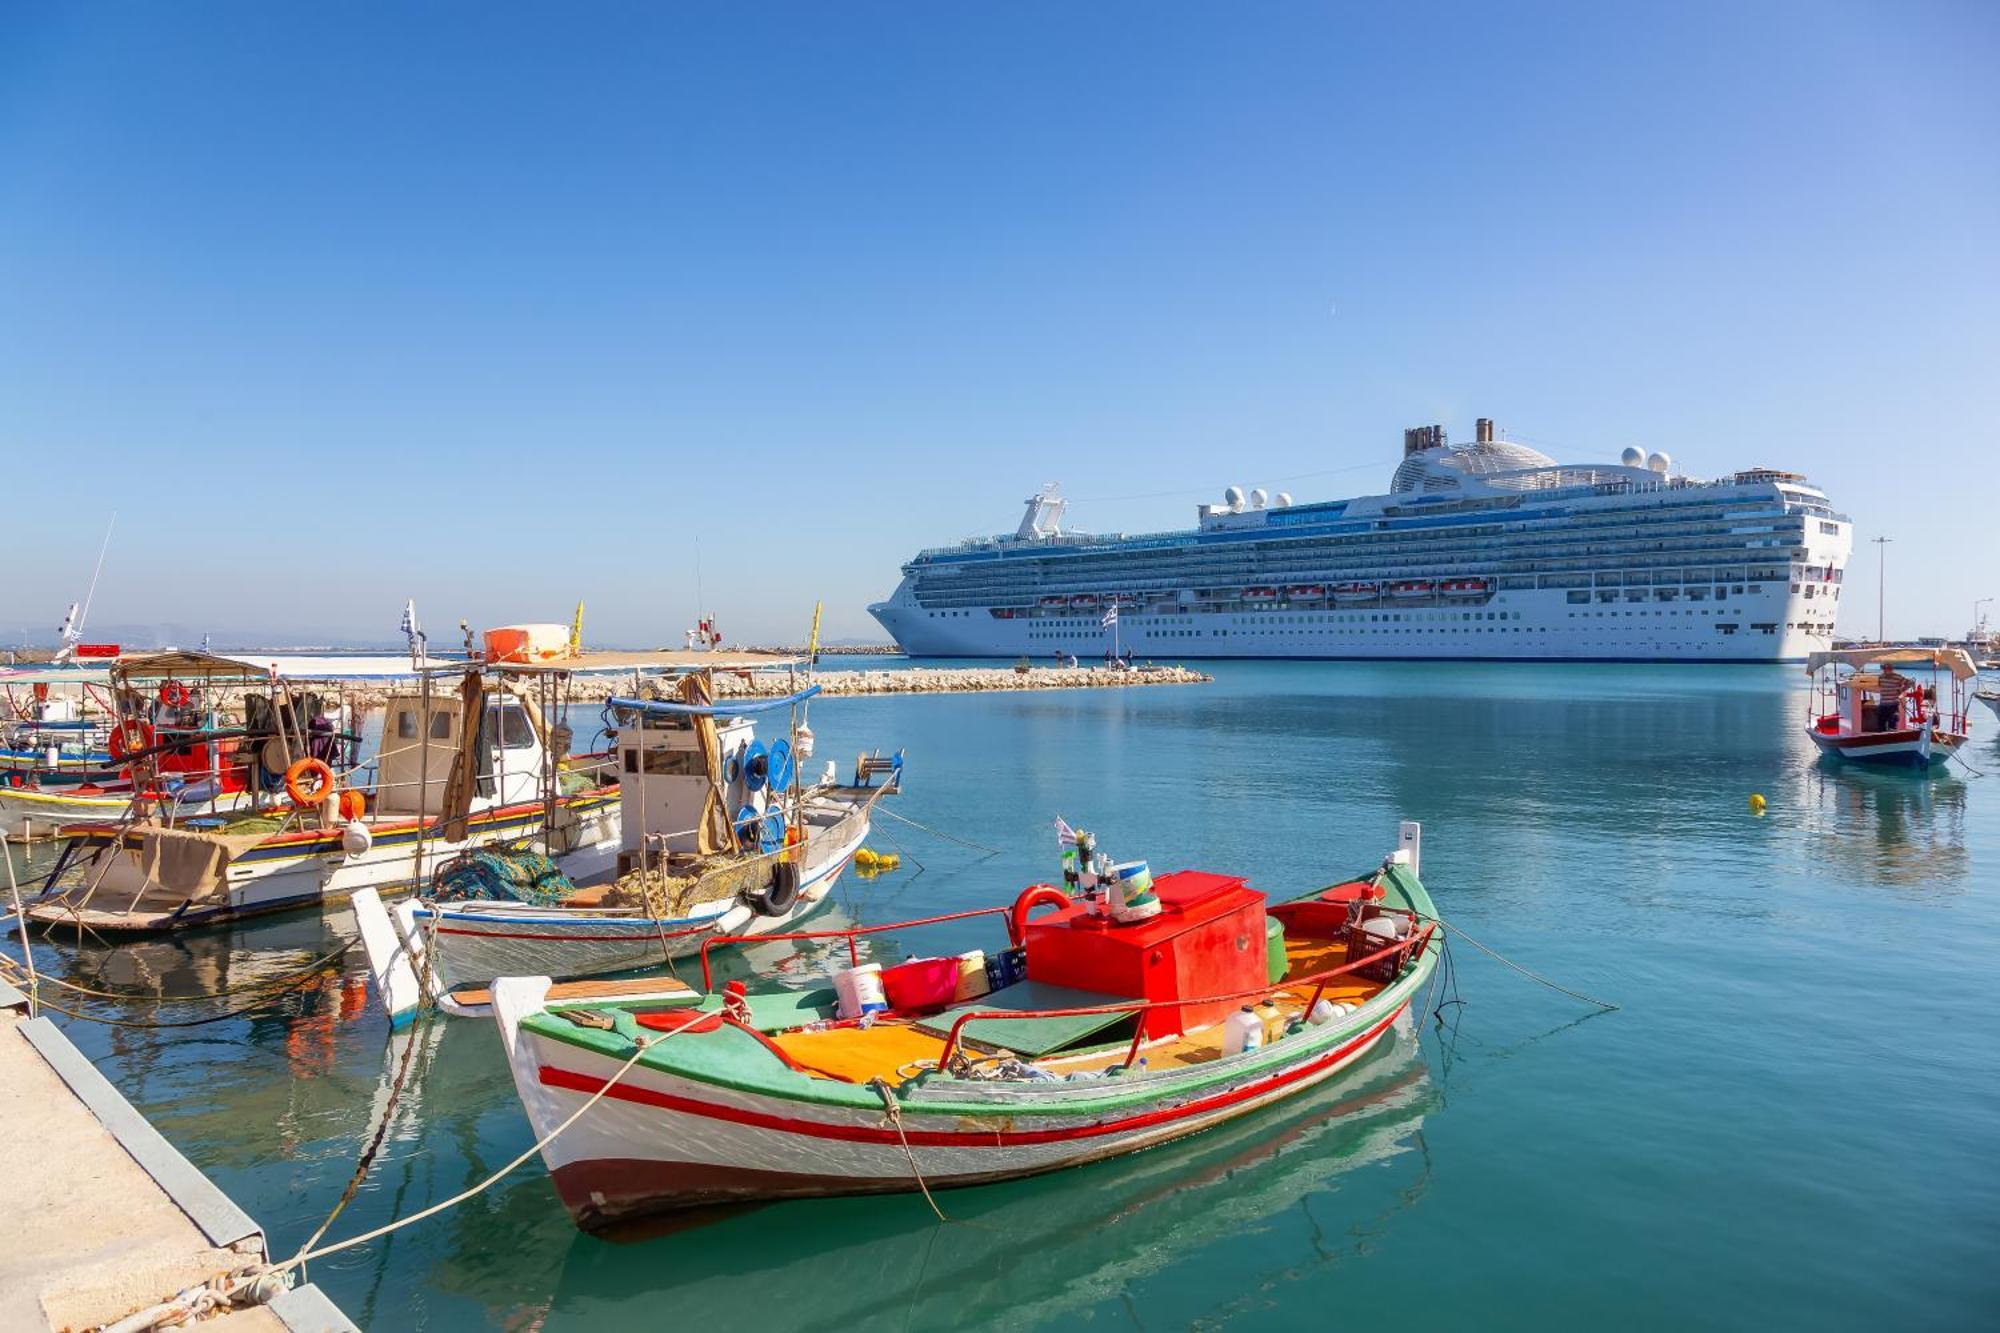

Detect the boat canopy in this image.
[1805,646,1977,681]
[0,665,112,686]
[112,650,451,682]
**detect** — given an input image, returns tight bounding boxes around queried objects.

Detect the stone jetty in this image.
[717,663,1211,698]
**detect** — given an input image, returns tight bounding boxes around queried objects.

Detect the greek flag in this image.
[1101,604,1118,628]
[1054,815,1077,848]
[399,599,418,636]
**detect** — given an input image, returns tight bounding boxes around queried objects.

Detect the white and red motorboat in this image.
[1805,646,1973,769]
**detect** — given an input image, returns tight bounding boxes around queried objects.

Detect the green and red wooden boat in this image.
[494,821,1439,1229]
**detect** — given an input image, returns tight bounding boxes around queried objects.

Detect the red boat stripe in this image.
[537,1004,1405,1147]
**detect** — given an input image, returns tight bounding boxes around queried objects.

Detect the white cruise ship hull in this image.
[871,430,1853,665]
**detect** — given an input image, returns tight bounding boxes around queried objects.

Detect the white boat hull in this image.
[496,974,1423,1228]
[416,816,868,990]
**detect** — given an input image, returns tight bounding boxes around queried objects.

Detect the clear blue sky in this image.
[3,2,1995,646]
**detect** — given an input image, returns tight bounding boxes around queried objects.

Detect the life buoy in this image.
[157,681,191,708]
[748,861,802,917]
[284,757,335,807]
[32,683,49,703]
[1009,883,1072,947]
[109,718,155,762]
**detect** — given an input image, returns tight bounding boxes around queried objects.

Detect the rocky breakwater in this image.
[713,664,1213,697]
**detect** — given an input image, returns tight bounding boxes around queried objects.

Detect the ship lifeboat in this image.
[1387,580,1435,599]
[1112,592,1139,606]
[1070,594,1100,608]
[1440,577,1491,599]
[1331,582,1377,602]
[1242,587,1278,601]
[1284,585,1326,600]
[1039,595,1068,609]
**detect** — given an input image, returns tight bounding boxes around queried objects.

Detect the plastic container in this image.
[1307,997,1341,1025]
[881,957,961,1011]
[1222,1006,1265,1056]
[1264,914,1287,984]
[984,946,1028,992]
[483,623,572,664]
[953,950,990,1002]
[1110,861,1162,923]
[835,963,888,1020]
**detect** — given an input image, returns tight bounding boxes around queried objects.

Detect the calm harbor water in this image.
[7,661,1998,1330]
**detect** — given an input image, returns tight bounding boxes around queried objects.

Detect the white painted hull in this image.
[0,786,253,841]
[418,817,867,989]
[500,975,1423,1228]
[25,797,623,933]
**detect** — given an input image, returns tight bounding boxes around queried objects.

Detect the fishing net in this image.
[430,846,574,905]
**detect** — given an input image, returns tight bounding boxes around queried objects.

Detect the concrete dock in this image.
[0,979,354,1332]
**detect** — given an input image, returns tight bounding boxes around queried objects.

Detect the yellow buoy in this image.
[855,847,879,867]
[1748,793,1767,815]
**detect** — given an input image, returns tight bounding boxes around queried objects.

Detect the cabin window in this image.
[430,710,454,740]
[624,747,704,776]
[491,701,536,749]
[396,710,417,740]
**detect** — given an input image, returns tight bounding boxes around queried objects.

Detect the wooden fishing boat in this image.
[1805,646,1972,769]
[354,672,902,1023]
[20,650,621,934]
[492,822,1437,1229]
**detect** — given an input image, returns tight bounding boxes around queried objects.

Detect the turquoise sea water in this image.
[7,661,1998,1330]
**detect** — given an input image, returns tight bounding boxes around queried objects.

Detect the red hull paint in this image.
[538,1006,1403,1150]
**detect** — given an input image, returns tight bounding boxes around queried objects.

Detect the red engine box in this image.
[1024,870,1269,1038]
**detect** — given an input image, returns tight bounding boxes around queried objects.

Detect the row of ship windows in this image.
[927,551,1814,598]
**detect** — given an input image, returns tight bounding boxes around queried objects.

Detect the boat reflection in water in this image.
[1802,761,1969,887]
[542,1015,1436,1331]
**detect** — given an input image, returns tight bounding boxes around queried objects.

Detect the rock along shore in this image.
[715,664,1212,697]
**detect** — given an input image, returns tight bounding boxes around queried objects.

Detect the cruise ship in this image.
[870,419,1853,662]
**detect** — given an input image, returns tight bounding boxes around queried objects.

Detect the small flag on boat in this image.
[1054,815,1077,847]
[400,599,418,636]
[1101,604,1118,628]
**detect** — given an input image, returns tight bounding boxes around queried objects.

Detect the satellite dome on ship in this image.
[1391,419,1557,494]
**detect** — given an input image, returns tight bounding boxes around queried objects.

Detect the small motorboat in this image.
[1974,685,2000,723]
[492,821,1438,1229]
[1805,646,1973,769]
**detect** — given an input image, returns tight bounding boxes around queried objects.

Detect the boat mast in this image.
[1872,535,1892,643]
[55,512,117,663]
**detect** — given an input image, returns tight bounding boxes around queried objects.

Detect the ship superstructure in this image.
[870,419,1852,662]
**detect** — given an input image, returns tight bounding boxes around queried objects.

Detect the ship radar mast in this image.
[1014,483,1067,541]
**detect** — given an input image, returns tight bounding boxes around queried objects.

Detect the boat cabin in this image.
[375,685,549,816]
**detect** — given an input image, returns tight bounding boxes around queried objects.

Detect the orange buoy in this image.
[284,757,336,808]
[337,788,367,821]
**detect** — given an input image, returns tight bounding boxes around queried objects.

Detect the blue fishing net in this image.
[431,847,574,905]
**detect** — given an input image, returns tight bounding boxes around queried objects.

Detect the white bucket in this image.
[838,962,887,1019]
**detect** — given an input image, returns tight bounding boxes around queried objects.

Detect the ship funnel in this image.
[1475,418,1496,444]
[1402,424,1447,457]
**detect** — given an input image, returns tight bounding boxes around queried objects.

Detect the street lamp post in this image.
[1872,536,1892,643]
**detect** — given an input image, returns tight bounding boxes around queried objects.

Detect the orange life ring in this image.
[1009,883,1073,947]
[157,681,191,708]
[285,757,336,808]
[109,718,155,762]
[336,788,366,821]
